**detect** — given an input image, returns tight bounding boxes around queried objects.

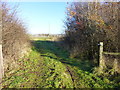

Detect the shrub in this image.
[1,3,30,71]
[62,2,120,59]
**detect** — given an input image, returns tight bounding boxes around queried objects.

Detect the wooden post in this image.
[0,2,4,89]
[99,42,105,71]
[0,44,4,88]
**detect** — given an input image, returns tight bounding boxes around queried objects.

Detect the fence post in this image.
[0,44,4,80]
[99,42,105,71]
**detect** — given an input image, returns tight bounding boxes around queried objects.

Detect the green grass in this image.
[2,38,120,88]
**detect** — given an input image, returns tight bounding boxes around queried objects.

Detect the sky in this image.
[8,0,119,34]
[8,2,68,34]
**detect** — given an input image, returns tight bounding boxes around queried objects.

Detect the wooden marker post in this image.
[99,42,105,71]
[0,44,4,88]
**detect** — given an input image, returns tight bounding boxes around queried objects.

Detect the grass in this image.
[2,38,120,88]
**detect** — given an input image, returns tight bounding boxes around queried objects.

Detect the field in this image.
[2,37,120,88]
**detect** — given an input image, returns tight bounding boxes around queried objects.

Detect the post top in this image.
[100,42,103,46]
[100,42,103,44]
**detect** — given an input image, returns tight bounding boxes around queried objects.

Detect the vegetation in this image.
[61,2,120,75]
[2,38,120,88]
[1,1,120,89]
[63,2,120,59]
[2,3,30,71]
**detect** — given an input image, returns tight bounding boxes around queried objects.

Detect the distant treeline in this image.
[33,34,64,37]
